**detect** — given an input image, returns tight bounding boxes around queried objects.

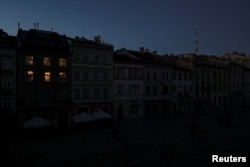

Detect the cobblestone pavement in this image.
[4,109,250,167]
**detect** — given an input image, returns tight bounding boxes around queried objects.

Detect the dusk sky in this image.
[1,0,250,55]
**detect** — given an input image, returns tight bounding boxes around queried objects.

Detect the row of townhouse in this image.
[114,49,249,119]
[179,53,246,111]
[0,28,115,130]
[113,48,194,119]
[0,29,17,132]
[1,28,250,130]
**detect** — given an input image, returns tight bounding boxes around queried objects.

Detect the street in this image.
[4,108,250,167]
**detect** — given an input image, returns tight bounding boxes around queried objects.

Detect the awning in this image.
[73,112,93,123]
[23,116,51,129]
[92,111,113,120]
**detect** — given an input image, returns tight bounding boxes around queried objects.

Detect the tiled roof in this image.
[70,37,113,49]
[113,53,143,65]
[127,50,166,65]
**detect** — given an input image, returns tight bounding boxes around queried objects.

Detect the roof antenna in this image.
[18,22,20,30]
[140,43,144,53]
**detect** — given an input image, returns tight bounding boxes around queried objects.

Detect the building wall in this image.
[70,38,114,115]
[113,63,144,119]
[0,42,16,114]
[228,63,243,106]
[211,63,229,108]
[16,29,71,130]
[243,68,250,107]
[172,68,193,114]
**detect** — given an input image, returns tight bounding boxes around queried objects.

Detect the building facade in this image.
[0,29,17,133]
[171,58,193,114]
[0,29,16,114]
[16,29,71,130]
[129,48,173,116]
[70,36,114,117]
[228,62,243,106]
[113,49,144,120]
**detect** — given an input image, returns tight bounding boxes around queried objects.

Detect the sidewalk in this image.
[6,109,250,167]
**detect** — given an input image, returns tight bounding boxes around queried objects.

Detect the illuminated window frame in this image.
[26,71,34,81]
[43,57,51,66]
[44,72,51,82]
[59,72,66,82]
[25,56,34,65]
[59,58,67,67]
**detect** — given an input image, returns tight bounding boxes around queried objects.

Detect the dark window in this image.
[146,86,151,95]
[153,86,157,95]
[163,86,168,95]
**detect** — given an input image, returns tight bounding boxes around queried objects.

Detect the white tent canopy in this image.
[92,110,113,120]
[23,116,51,129]
[73,112,93,123]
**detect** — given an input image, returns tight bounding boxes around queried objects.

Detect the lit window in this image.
[43,57,51,66]
[26,71,34,81]
[59,58,67,67]
[44,72,51,81]
[59,72,66,81]
[25,56,33,65]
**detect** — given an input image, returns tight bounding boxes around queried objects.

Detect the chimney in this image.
[152,50,157,55]
[94,35,101,43]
